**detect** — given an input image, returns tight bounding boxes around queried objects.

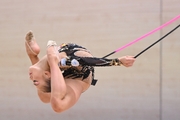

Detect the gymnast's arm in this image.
[72,51,135,67]
[75,50,135,67]
[47,46,84,113]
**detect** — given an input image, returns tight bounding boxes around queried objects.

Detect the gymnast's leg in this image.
[25,31,40,65]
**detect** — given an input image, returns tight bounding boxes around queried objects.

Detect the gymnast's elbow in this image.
[50,98,66,113]
[51,104,67,113]
[52,106,64,113]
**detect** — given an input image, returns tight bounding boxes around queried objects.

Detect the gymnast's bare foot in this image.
[25,31,40,56]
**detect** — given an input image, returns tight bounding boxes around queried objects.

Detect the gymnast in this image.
[25,31,136,113]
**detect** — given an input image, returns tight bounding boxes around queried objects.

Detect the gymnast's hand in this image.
[46,46,59,66]
[118,56,135,67]
[46,41,60,65]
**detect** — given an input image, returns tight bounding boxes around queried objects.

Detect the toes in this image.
[26,31,34,42]
[25,31,39,56]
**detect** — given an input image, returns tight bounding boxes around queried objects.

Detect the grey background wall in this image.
[0,0,179,120]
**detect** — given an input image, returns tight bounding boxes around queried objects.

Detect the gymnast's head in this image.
[28,43,93,93]
[29,65,51,92]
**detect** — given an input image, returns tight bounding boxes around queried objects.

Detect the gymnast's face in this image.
[29,65,50,90]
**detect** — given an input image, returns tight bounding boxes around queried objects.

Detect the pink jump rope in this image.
[103,15,180,58]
